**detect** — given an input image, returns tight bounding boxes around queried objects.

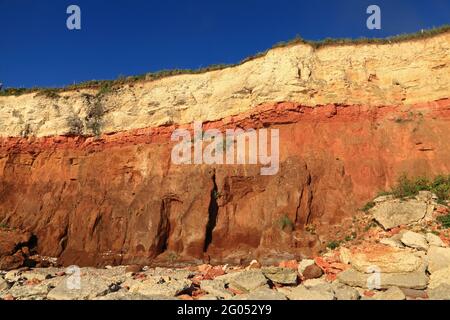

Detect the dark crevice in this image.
[204,173,219,252]
[157,199,171,254]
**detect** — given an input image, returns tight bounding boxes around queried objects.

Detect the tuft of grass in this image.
[279,214,294,231]
[386,174,450,202]
[327,240,341,250]
[0,25,449,97]
[35,88,60,99]
[362,201,376,212]
[437,214,450,229]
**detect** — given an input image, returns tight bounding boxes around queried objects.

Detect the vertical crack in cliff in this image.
[203,172,219,252]
[156,198,171,254]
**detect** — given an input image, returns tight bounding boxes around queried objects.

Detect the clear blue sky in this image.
[1,0,449,88]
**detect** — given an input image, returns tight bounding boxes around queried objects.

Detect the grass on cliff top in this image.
[1,24,449,97]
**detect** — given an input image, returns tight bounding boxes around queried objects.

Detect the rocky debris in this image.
[427,284,450,300]
[233,287,287,300]
[428,266,450,290]
[426,233,446,247]
[280,285,334,300]
[372,287,406,300]
[337,267,428,290]
[371,199,428,230]
[401,231,429,251]
[262,267,298,285]
[400,288,428,299]
[0,278,8,291]
[200,280,233,299]
[0,229,35,271]
[349,245,422,273]
[301,264,323,280]
[215,270,268,293]
[246,260,262,270]
[298,259,316,274]
[332,282,360,300]
[427,246,450,273]
[129,276,192,297]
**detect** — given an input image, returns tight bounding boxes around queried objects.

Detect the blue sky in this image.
[0,0,449,88]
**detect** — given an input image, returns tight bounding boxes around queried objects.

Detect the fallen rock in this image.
[428,266,450,290]
[426,233,445,247]
[216,270,268,292]
[380,237,404,248]
[373,287,406,300]
[427,284,450,300]
[349,245,422,273]
[96,291,176,300]
[47,275,117,300]
[337,268,428,289]
[129,276,192,297]
[427,246,450,273]
[233,287,287,300]
[400,288,428,299]
[200,279,233,299]
[262,267,298,285]
[247,260,262,270]
[281,285,334,300]
[279,260,298,270]
[331,282,360,300]
[298,259,316,273]
[125,265,142,274]
[401,231,429,251]
[371,199,428,229]
[301,264,323,280]
[302,278,328,288]
[0,278,8,291]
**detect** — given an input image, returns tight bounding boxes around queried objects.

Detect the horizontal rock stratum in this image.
[0,30,449,267]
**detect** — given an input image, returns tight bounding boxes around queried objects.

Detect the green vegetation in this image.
[279,214,294,231]
[437,214,450,229]
[67,115,84,135]
[380,174,450,203]
[326,240,341,250]
[361,201,376,212]
[0,222,8,229]
[1,25,449,97]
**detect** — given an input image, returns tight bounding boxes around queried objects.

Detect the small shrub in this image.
[279,214,294,231]
[36,89,60,99]
[85,100,105,137]
[437,214,450,229]
[361,201,375,212]
[67,115,84,135]
[327,241,340,250]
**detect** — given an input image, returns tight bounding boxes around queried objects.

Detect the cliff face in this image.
[0,32,449,267]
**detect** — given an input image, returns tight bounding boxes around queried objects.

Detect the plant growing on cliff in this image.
[437,214,450,229]
[85,99,105,137]
[388,174,450,203]
[67,115,84,135]
[279,214,294,231]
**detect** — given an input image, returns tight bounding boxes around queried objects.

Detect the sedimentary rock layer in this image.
[0,98,449,266]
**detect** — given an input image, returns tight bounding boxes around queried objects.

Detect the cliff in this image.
[0,30,449,267]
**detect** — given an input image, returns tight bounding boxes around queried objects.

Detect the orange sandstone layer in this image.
[0,99,449,266]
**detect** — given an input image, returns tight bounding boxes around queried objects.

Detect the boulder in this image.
[427,284,450,300]
[370,199,428,229]
[349,245,422,273]
[129,276,191,297]
[215,270,268,292]
[200,279,233,299]
[298,259,316,273]
[427,246,450,273]
[0,278,8,291]
[426,233,445,247]
[281,285,334,300]
[302,264,323,280]
[332,282,360,300]
[337,268,428,290]
[373,286,406,300]
[261,267,298,285]
[232,287,287,300]
[428,266,450,290]
[401,231,429,251]
[47,274,114,300]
